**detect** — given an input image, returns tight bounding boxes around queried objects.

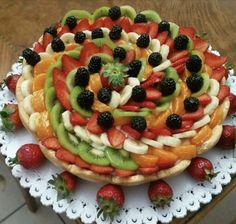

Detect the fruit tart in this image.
[16,5,230,185]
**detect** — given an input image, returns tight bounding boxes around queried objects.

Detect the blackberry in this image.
[113,47,126,60]
[97,87,112,104]
[74,67,90,87]
[77,90,94,109]
[44,26,57,37]
[158,20,170,33]
[108,6,121,21]
[131,85,146,102]
[136,33,150,48]
[22,48,40,66]
[174,35,189,50]
[92,28,104,39]
[166,114,182,129]
[109,25,122,40]
[184,97,199,112]
[127,60,142,77]
[97,112,114,129]
[148,52,162,67]
[186,74,203,93]
[88,56,102,73]
[131,117,147,132]
[186,55,202,73]
[51,37,65,52]
[134,13,147,23]
[74,31,86,44]
[66,16,77,30]
[159,78,176,96]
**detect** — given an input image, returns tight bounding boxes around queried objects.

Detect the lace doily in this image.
[1,59,236,224]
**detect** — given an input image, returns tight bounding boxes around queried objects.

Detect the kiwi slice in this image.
[137,58,147,81]
[105,147,138,170]
[165,67,179,82]
[50,102,63,133]
[66,47,82,59]
[92,38,117,49]
[93,6,109,20]
[78,141,110,166]
[112,109,150,117]
[45,87,56,112]
[70,86,92,117]
[140,10,161,23]
[156,102,170,112]
[192,73,210,97]
[120,5,136,20]
[187,37,194,52]
[94,53,113,64]
[66,68,77,91]
[169,22,179,39]
[61,10,92,25]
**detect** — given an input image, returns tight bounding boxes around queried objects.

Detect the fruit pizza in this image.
[15,5,230,185]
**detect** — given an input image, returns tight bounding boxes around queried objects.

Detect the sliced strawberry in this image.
[171,120,193,134]
[118,17,132,33]
[121,124,142,140]
[34,42,45,53]
[148,22,158,38]
[150,128,171,136]
[217,85,230,103]
[70,111,88,126]
[198,93,212,106]
[90,165,114,174]
[79,41,100,65]
[179,27,196,39]
[103,17,114,30]
[115,169,135,177]
[42,32,53,49]
[74,156,90,169]
[193,37,209,52]
[42,137,61,150]
[100,44,113,56]
[72,18,90,33]
[143,130,156,139]
[212,66,228,81]
[91,17,104,30]
[174,63,185,74]
[182,106,204,121]
[228,93,236,115]
[146,88,162,100]
[129,101,156,109]
[172,57,188,67]
[140,72,163,88]
[55,149,76,164]
[165,38,174,52]
[156,31,168,45]
[132,23,149,35]
[61,54,81,75]
[139,166,159,175]
[204,52,227,69]
[119,105,139,112]
[107,128,126,147]
[53,68,72,110]
[87,112,104,134]
[169,50,189,63]
[121,49,136,64]
[58,25,70,36]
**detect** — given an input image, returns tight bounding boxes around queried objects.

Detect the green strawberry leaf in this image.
[1,118,15,132]
[0,106,16,117]
[196,31,208,40]
[225,61,233,71]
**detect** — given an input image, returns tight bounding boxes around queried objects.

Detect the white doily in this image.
[1,60,236,224]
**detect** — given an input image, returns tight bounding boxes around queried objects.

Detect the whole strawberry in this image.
[148,180,173,207]
[187,157,216,182]
[48,171,77,200]
[228,93,236,115]
[217,125,235,150]
[1,74,21,94]
[9,144,45,169]
[0,104,22,132]
[97,184,124,220]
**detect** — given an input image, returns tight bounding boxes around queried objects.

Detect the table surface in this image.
[0,0,236,223]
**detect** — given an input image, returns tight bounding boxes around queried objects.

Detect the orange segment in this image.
[114,116,131,126]
[87,73,102,94]
[143,64,153,80]
[32,89,46,112]
[133,45,141,58]
[36,111,54,140]
[53,52,63,60]
[204,64,213,77]
[209,106,224,128]
[182,68,191,81]
[171,95,185,115]
[179,80,191,98]
[131,153,158,168]
[92,100,111,112]
[191,125,212,145]
[34,58,56,76]
[65,43,79,51]
[140,48,150,58]
[149,109,171,128]
[32,73,46,92]
[169,145,197,160]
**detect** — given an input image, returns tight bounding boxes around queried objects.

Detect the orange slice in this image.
[169,145,197,160]
[32,73,46,92]
[209,106,224,128]
[87,73,102,94]
[114,116,131,126]
[131,153,158,168]
[191,125,212,145]
[149,109,171,128]
[32,89,46,112]
[34,58,56,76]
[65,43,79,51]
[204,64,213,77]
[92,100,111,112]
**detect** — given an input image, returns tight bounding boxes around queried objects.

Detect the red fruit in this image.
[212,66,228,81]
[55,149,76,164]
[72,19,90,33]
[9,144,44,169]
[42,137,61,150]
[187,157,216,181]
[90,165,114,174]
[229,93,236,114]
[174,63,185,74]
[97,184,124,220]
[115,169,135,177]
[204,52,227,69]
[198,93,212,106]
[156,31,168,45]
[132,23,149,35]
[87,112,104,134]
[143,130,156,139]
[169,50,189,63]
[107,128,126,147]
[61,54,81,75]
[79,42,100,65]
[179,27,196,39]
[3,74,21,94]
[146,88,162,100]
[53,68,72,110]
[58,25,70,37]
[217,125,235,150]
[119,105,139,112]
[165,38,174,52]
[121,124,142,140]
[48,171,76,199]
[182,106,204,121]
[140,72,163,88]
[139,166,159,175]
[171,120,193,134]
[193,37,209,52]
[34,42,44,53]
[100,75,126,92]
[103,17,114,30]
[150,128,171,136]
[42,32,53,49]
[148,180,173,207]
[70,111,88,126]
[91,17,104,30]
[75,156,90,169]
[0,104,22,132]
[118,17,132,33]
[172,57,188,67]
[121,49,136,64]
[100,44,113,56]
[148,22,158,38]
[217,85,230,103]
[132,101,156,109]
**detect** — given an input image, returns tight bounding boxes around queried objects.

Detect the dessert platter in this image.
[1,5,236,223]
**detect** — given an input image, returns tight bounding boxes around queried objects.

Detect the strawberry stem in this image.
[204,169,218,182]
[8,156,19,167]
